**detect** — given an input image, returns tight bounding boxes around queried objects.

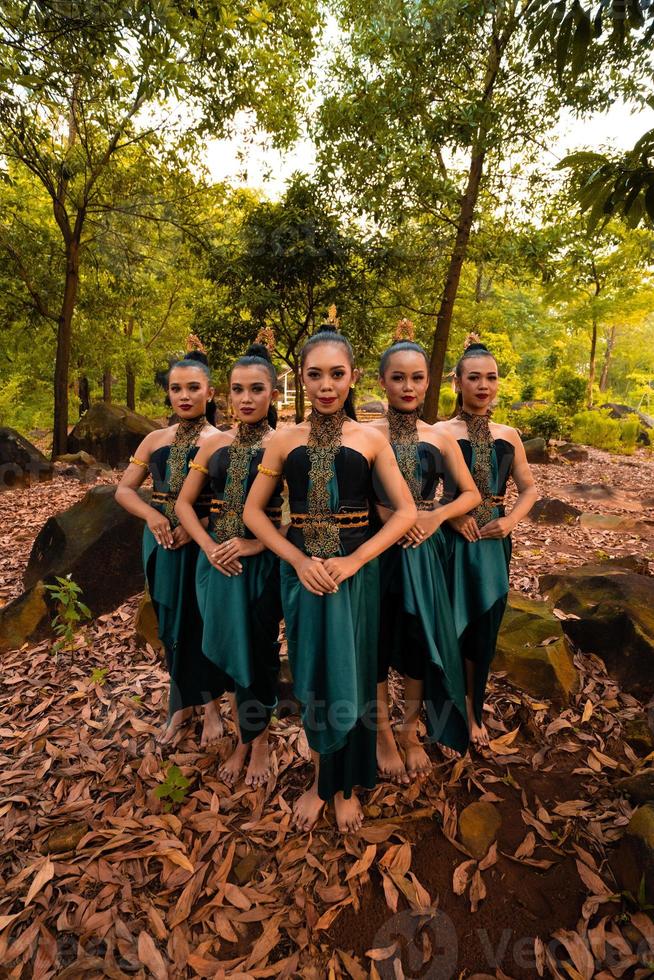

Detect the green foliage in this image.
[155,765,191,812]
[44,575,92,652]
[510,405,567,442]
[571,410,640,453]
[553,367,587,413]
[520,381,537,401]
[90,668,108,686]
[438,386,457,418]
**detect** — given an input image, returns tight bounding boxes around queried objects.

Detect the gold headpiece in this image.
[463,332,481,350]
[255,326,275,352]
[327,304,340,329]
[394,318,415,342]
[186,333,206,354]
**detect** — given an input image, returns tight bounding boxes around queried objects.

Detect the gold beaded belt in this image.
[152,490,212,507]
[210,498,282,527]
[290,510,369,529]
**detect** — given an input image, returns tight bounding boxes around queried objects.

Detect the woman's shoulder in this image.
[490,422,520,445]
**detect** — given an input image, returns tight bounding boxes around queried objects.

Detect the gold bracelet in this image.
[129,455,148,469]
[258,463,282,478]
[189,460,209,475]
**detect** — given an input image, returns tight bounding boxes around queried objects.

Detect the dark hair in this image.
[167,350,217,425]
[454,342,497,410]
[230,342,279,429]
[379,340,430,377]
[299,323,357,420]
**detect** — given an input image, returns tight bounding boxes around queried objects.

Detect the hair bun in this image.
[319,322,339,334]
[246,342,272,362]
[465,342,490,353]
[183,350,209,367]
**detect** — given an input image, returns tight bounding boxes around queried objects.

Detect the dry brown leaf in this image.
[137,930,168,980]
[453,859,476,896]
[24,859,54,906]
[469,869,486,913]
[575,859,612,897]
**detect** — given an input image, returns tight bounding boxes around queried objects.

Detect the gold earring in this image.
[350,383,355,390]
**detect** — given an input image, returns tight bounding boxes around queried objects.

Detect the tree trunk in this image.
[126,364,136,410]
[599,325,617,392]
[103,368,112,403]
[78,374,90,416]
[293,360,304,423]
[125,314,136,410]
[52,241,80,457]
[423,147,486,422]
[422,4,515,423]
[588,317,598,407]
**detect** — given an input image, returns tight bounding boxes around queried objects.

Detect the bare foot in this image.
[245,733,271,789]
[200,700,224,750]
[466,696,490,748]
[437,742,462,762]
[219,741,249,786]
[398,731,432,778]
[334,791,364,833]
[293,783,325,832]
[159,707,193,746]
[377,726,410,784]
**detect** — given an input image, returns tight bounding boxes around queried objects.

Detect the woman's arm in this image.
[115,434,175,549]
[174,440,217,556]
[243,434,340,597]
[479,431,537,540]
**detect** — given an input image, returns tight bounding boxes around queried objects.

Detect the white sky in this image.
[204,101,654,199]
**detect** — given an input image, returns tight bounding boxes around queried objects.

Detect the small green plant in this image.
[44,574,91,652]
[553,368,587,413]
[155,765,191,812]
[438,386,457,417]
[89,667,108,686]
[619,875,654,913]
[511,405,566,442]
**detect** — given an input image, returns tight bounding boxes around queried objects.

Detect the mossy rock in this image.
[540,558,654,701]
[0,581,51,653]
[528,498,581,526]
[495,592,579,705]
[67,402,161,468]
[613,804,654,903]
[134,590,163,652]
[459,802,502,859]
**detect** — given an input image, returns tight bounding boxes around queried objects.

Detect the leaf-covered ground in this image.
[1,449,654,978]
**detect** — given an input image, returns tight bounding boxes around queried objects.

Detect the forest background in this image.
[2,0,654,458]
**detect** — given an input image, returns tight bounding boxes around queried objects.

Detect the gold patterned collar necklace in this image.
[234,416,270,446]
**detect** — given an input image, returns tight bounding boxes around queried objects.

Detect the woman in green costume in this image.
[436,339,537,747]
[371,323,481,783]
[244,320,416,834]
[116,349,228,747]
[175,343,283,789]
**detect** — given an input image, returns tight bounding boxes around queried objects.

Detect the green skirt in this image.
[143,528,227,717]
[196,548,282,743]
[378,530,469,755]
[281,558,379,801]
[442,524,512,725]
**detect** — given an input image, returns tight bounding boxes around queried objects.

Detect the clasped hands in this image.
[206,537,264,576]
[147,514,191,550]
[399,508,443,549]
[448,514,513,542]
[294,554,362,596]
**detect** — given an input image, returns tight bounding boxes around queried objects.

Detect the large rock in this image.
[494,593,579,705]
[564,482,618,503]
[0,581,51,653]
[528,498,581,525]
[24,485,146,615]
[555,443,589,463]
[540,559,654,701]
[0,427,53,491]
[67,403,161,468]
[616,770,654,805]
[579,513,642,532]
[522,437,550,464]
